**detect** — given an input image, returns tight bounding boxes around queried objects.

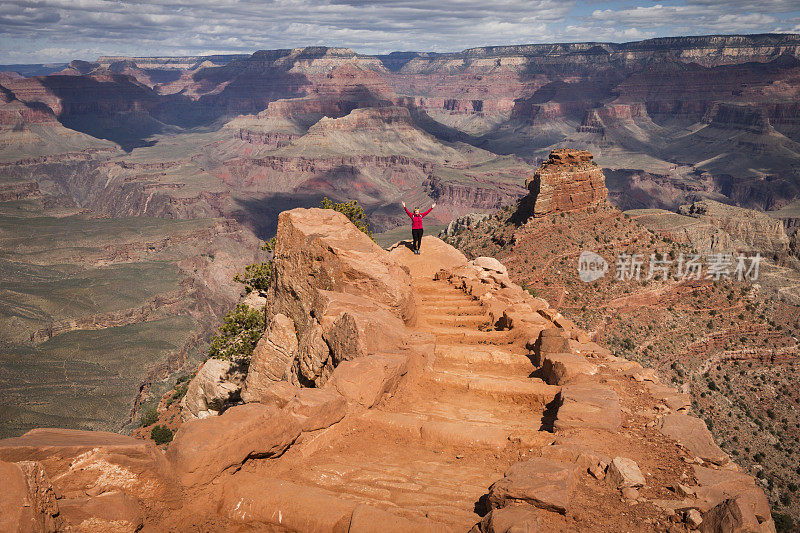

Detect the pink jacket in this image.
[404,206,432,229]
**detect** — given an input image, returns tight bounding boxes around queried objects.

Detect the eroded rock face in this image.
[0,460,62,533]
[262,207,417,385]
[678,199,790,258]
[241,313,298,402]
[0,429,176,499]
[270,207,417,330]
[522,149,608,218]
[313,290,407,365]
[181,358,246,420]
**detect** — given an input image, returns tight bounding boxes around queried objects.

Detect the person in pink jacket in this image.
[402,200,435,255]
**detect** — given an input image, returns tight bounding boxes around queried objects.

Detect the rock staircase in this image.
[0,211,774,533]
[254,275,560,530]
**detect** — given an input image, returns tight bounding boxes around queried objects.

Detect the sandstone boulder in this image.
[540,352,598,385]
[540,441,610,473]
[532,328,570,366]
[167,403,301,487]
[699,495,769,533]
[313,289,407,364]
[242,381,346,432]
[554,382,622,432]
[693,465,771,522]
[328,353,409,408]
[241,313,298,402]
[180,358,245,420]
[472,256,508,275]
[475,505,542,533]
[289,387,348,432]
[244,379,297,408]
[0,460,62,533]
[488,458,575,514]
[296,321,333,385]
[659,413,730,465]
[270,208,416,331]
[58,490,142,533]
[606,457,646,488]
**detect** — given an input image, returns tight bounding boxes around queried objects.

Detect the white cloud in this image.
[0,0,798,63]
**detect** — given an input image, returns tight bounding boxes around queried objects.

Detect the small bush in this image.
[151,425,173,445]
[774,513,795,533]
[208,303,266,365]
[139,407,158,427]
[233,237,276,296]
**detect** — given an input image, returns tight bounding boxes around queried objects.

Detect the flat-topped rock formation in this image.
[520,149,609,219]
[0,207,772,531]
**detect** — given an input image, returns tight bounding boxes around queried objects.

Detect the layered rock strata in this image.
[521,148,609,219]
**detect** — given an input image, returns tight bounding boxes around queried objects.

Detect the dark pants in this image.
[412,228,423,251]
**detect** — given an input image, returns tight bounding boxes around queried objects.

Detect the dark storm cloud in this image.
[0,0,799,63]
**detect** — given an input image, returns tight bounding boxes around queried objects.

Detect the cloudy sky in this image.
[2,0,800,64]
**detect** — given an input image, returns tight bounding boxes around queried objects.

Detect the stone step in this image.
[272,438,504,528]
[221,474,456,532]
[359,411,510,449]
[419,302,484,314]
[421,326,513,344]
[414,286,471,296]
[427,369,560,406]
[424,314,490,327]
[434,344,534,373]
[418,295,478,305]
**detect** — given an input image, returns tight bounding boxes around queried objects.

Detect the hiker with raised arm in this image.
[402,201,435,255]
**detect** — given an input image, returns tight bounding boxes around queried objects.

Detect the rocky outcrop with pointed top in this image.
[522,149,609,219]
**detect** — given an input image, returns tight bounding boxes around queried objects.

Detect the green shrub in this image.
[774,513,795,532]
[233,261,272,295]
[320,197,373,239]
[165,377,191,407]
[208,303,266,365]
[138,407,158,427]
[233,237,276,297]
[151,425,173,445]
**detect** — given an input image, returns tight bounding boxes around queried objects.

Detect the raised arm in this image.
[402,201,412,218]
[420,203,436,217]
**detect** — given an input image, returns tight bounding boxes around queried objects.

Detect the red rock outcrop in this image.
[0,459,63,532]
[0,211,774,531]
[268,207,417,332]
[522,148,609,218]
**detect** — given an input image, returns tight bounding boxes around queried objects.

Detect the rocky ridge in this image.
[0,207,772,531]
[442,148,800,525]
